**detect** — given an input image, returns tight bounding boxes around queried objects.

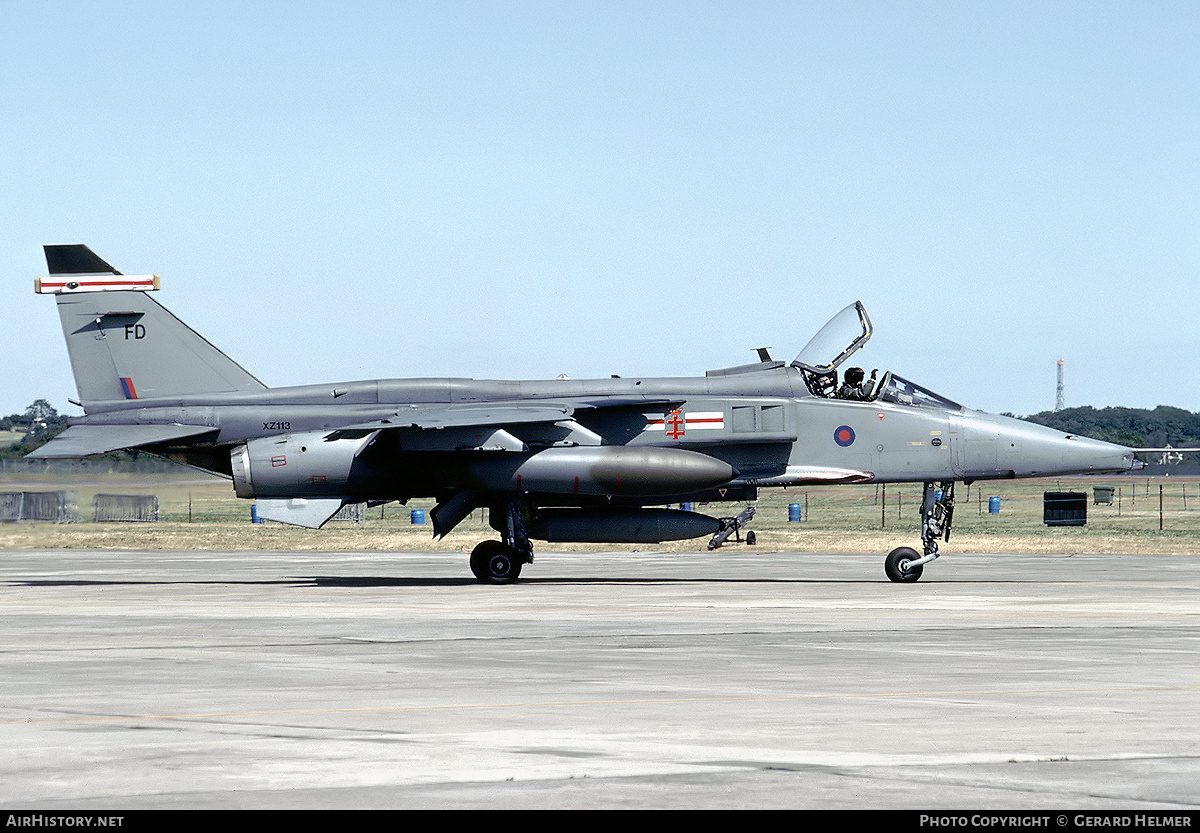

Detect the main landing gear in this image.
[885,480,954,583]
[470,498,534,584]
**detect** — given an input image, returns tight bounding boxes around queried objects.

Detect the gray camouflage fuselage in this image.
[31,245,1135,581]
[65,369,1134,497]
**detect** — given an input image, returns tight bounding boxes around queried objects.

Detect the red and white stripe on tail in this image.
[35,275,160,294]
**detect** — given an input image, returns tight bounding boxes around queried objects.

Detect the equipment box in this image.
[1044,491,1087,526]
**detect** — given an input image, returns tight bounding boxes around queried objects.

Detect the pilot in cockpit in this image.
[837,367,878,401]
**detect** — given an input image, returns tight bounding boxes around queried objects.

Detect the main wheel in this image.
[885,546,923,583]
[470,541,523,584]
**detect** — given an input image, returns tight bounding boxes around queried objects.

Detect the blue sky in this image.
[3,1,1197,418]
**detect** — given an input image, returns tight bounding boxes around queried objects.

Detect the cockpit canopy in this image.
[792,301,872,373]
[792,301,961,411]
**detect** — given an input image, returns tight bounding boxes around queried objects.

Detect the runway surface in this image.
[1,547,1198,809]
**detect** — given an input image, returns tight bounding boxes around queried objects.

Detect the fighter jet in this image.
[31,244,1138,583]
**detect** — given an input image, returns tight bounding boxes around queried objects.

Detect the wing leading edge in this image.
[325,398,685,452]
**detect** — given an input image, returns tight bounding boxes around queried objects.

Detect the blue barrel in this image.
[411,509,425,525]
[680,502,693,512]
[788,503,803,522]
[250,505,263,524]
[988,496,1001,514]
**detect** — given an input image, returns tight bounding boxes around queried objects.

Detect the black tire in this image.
[470,541,523,584]
[885,546,923,583]
[745,530,756,546]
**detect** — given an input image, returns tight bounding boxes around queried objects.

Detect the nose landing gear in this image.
[885,480,954,583]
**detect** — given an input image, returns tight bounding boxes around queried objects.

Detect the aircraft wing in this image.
[326,399,682,452]
[25,424,219,458]
[384,403,578,430]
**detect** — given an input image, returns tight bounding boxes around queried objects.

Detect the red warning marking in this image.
[646,410,724,436]
[665,409,685,439]
[271,455,287,467]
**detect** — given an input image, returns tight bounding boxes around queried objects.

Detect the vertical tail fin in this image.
[40,245,266,405]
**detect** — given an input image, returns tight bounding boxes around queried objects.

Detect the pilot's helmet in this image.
[845,367,864,385]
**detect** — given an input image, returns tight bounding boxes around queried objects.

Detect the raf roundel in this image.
[834,425,856,447]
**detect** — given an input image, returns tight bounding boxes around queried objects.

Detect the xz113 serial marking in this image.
[263,421,291,430]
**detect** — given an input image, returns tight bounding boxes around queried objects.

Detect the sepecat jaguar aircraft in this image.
[31,244,1139,583]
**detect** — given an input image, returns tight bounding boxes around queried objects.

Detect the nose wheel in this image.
[885,546,923,583]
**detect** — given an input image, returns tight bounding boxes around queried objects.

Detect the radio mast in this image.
[1055,359,1065,412]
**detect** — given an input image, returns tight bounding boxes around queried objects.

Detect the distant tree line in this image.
[1020,406,1200,455]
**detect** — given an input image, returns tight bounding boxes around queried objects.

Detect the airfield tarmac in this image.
[1,548,1198,810]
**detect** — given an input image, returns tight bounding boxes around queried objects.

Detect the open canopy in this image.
[792,301,872,372]
[792,301,960,411]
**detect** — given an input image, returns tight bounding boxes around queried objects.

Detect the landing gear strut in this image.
[470,498,535,584]
[885,480,954,583]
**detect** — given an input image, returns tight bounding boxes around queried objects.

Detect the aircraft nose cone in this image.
[1061,435,1135,474]
[963,413,1136,479]
[1015,430,1135,477]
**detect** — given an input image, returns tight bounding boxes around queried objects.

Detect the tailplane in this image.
[39,245,266,405]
